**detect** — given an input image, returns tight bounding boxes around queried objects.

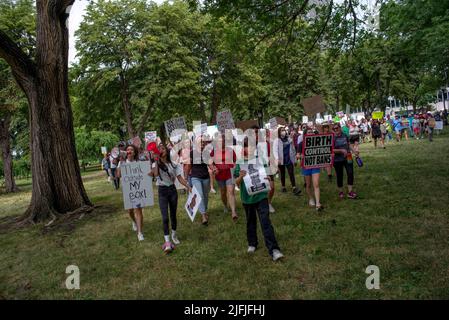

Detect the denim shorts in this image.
[217,178,234,188]
[301,168,321,176]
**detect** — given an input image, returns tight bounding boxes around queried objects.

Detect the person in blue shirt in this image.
[392,116,402,142]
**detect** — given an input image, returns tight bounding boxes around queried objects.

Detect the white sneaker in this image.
[235,185,240,191]
[210,188,216,194]
[272,249,284,261]
[137,233,145,241]
[247,246,256,253]
[269,204,275,213]
[132,222,137,231]
[171,233,180,245]
[309,199,316,207]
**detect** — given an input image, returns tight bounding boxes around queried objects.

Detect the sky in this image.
[68,0,167,65]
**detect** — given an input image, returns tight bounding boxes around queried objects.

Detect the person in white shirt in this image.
[116,144,146,241]
[151,143,191,253]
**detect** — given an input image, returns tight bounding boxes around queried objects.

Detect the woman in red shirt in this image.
[210,134,238,221]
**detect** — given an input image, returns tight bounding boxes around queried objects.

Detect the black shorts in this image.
[349,135,360,144]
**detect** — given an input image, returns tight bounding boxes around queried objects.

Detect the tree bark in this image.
[210,78,220,124]
[0,0,92,222]
[0,113,19,193]
[119,72,135,138]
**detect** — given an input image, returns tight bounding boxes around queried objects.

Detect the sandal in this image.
[316,205,324,212]
[231,213,239,222]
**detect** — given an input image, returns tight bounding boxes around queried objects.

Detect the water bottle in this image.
[356,156,363,167]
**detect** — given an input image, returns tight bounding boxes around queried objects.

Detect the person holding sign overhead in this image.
[234,137,284,262]
[151,143,191,253]
[116,144,148,241]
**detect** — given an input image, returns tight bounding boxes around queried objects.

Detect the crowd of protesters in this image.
[99,108,446,260]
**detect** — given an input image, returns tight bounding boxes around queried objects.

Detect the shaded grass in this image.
[0,132,448,299]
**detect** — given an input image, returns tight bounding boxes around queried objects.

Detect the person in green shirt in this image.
[234,137,284,262]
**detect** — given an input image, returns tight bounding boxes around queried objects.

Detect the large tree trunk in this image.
[0,113,19,193]
[0,0,92,223]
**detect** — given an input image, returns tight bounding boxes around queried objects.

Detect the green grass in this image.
[1,132,449,299]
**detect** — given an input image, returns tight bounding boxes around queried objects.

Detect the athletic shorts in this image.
[301,168,321,176]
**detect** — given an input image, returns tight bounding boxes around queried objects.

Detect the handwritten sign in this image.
[101,146,107,154]
[239,163,271,196]
[301,134,334,169]
[145,131,157,143]
[185,185,202,222]
[120,161,154,210]
[164,117,187,139]
[302,95,326,116]
[302,116,309,124]
[435,121,443,130]
[216,110,235,134]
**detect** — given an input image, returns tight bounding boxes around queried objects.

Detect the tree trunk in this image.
[0,113,19,193]
[0,0,93,222]
[119,72,135,139]
[209,77,220,124]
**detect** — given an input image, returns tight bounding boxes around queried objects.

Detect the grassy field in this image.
[1,132,449,299]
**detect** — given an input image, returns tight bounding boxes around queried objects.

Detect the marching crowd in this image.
[99,109,446,261]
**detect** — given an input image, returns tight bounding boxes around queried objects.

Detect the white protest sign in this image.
[435,121,443,130]
[120,161,154,210]
[207,125,219,139]
[302,116,309,124]
[240,163,271,196]
[269,117,278,129]
[185,185,202,222]
[145,131,157,143]
[111,147,120,159]
[194,123,208,136]
[101,146,107,154]
[324,115,333,122]
[216,110,235,134]
[164,117,187,141]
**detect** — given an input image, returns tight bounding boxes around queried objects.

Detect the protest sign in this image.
[207,125,219,139]
[336,111,345,118]
[164,117,187,140]
[120,161,154,210]
[324,115,333,122]
[372,111,384,120]
[111,147,120,159]
[185,185,202,222]
[128,136,142,148]
[301,95,326,116]
[269,117,286,129]
[302,116,309,124]
[301,134,334,169]
[193,123,208,136]
[351,112,365,121]
[101,146,107,154]
[144,131,157,143]
[216,110,235,134]
[235,119,258,132]
[239,163,271,196]
[435,121,443,130]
